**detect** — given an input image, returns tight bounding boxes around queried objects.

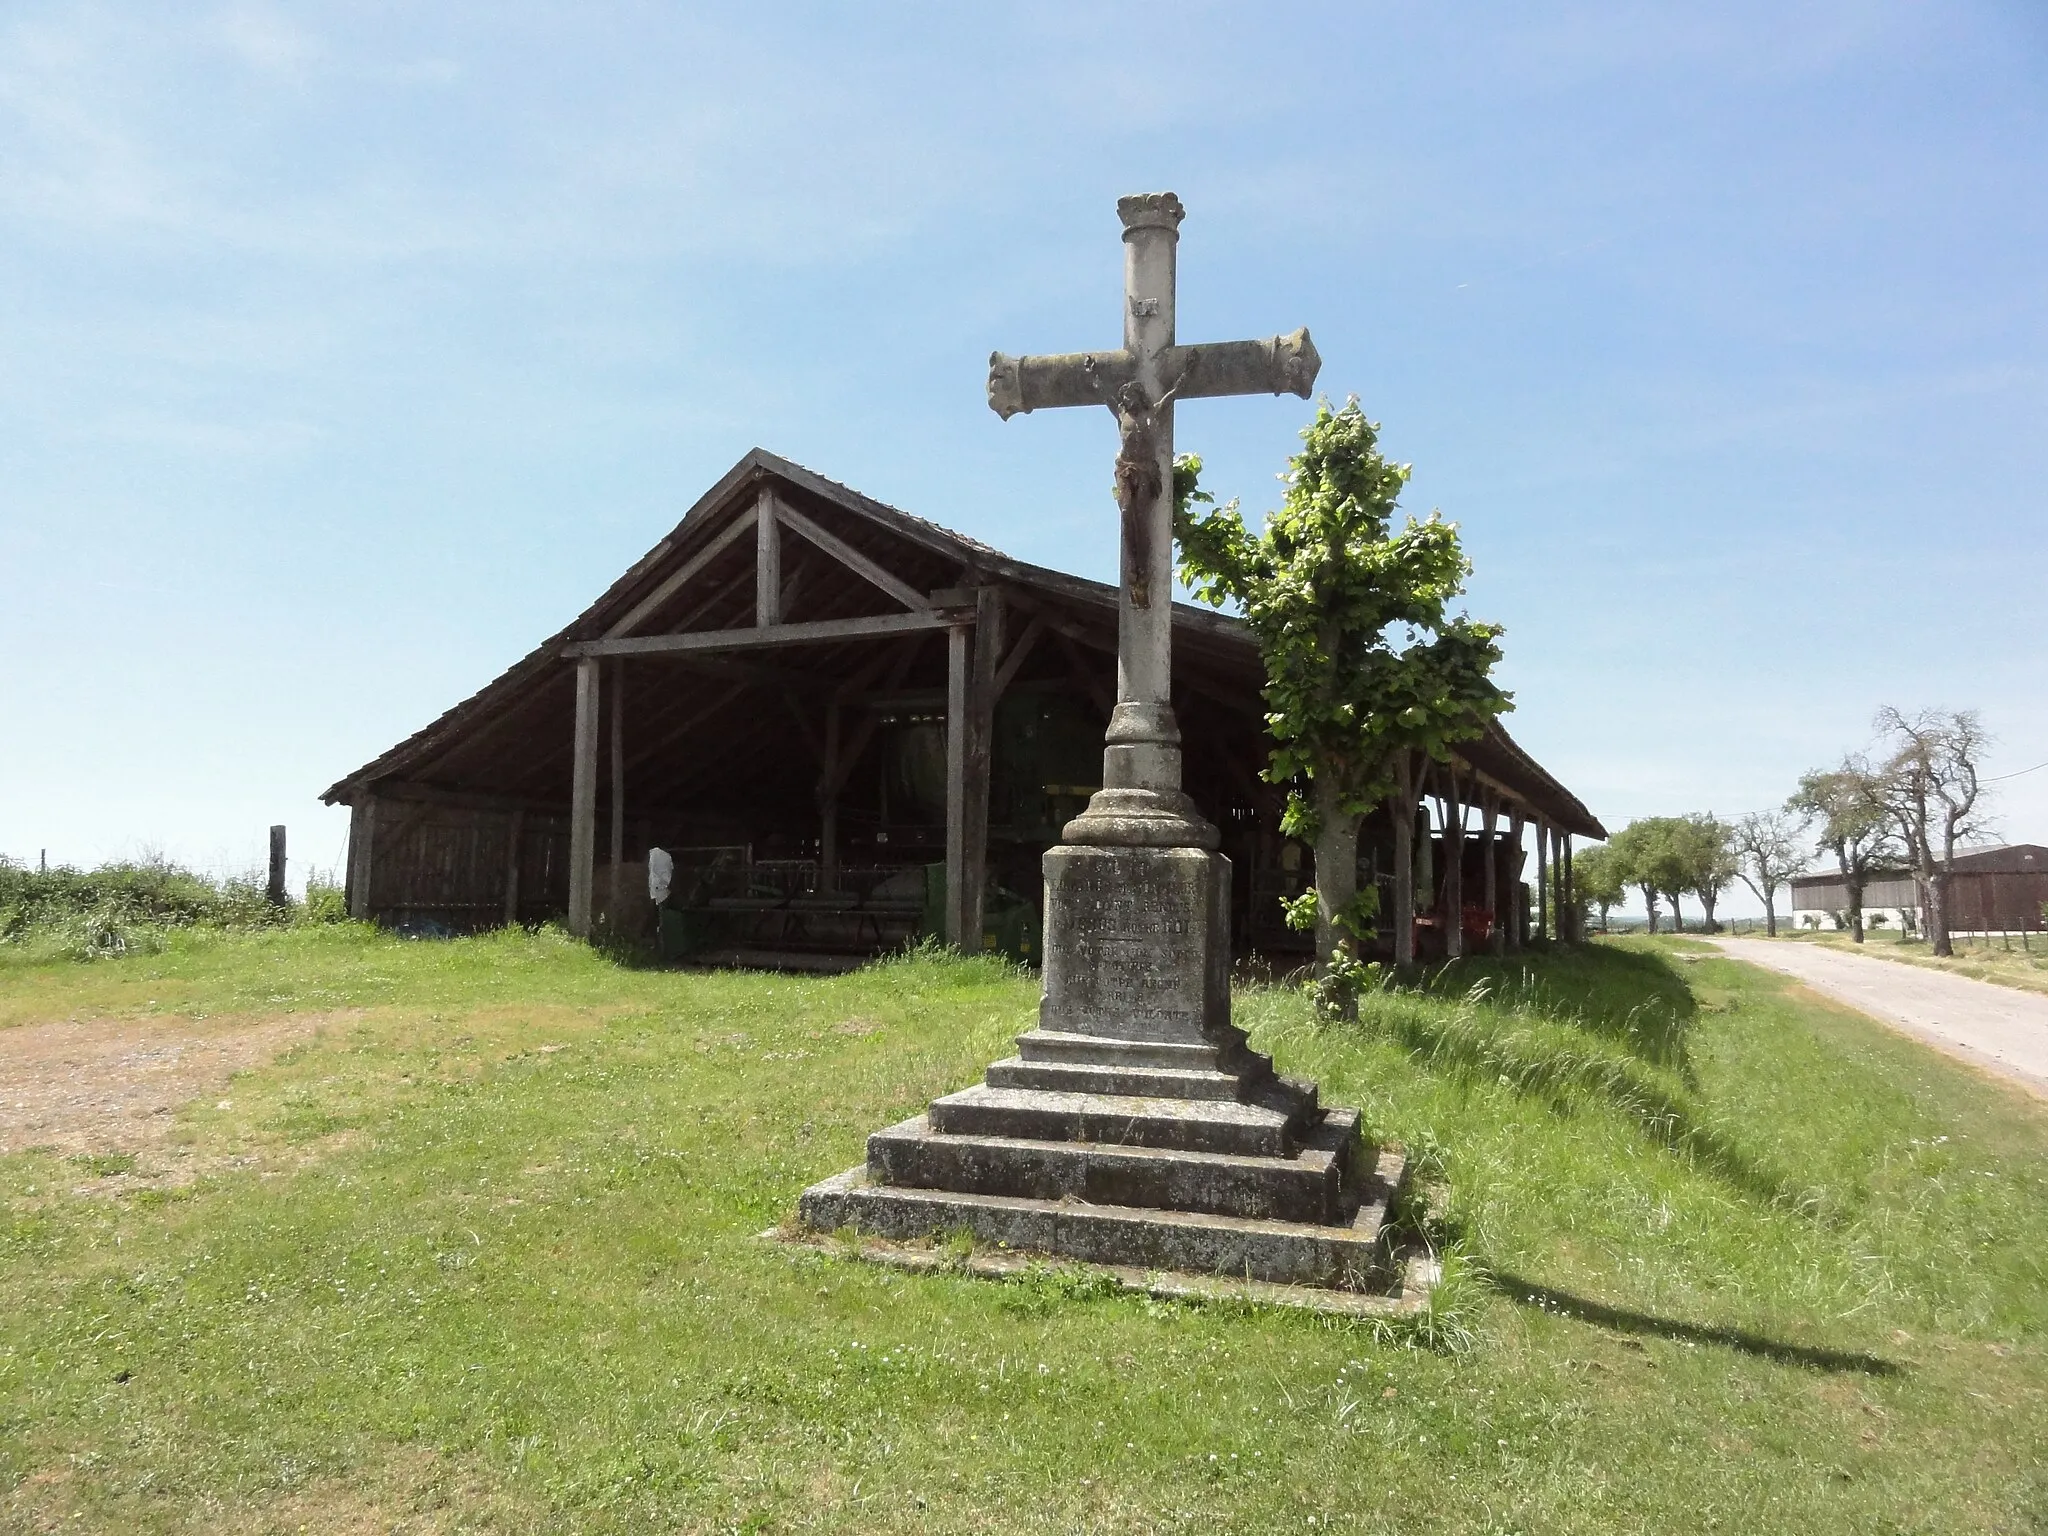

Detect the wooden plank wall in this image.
[365,803,572,931]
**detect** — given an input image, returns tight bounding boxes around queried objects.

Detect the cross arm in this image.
[987,327,1321,419]
[1165,328,1321,404]
[986,349,1139,419]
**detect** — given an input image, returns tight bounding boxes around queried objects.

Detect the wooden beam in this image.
[992,612,1046,698]
[829,637,928,797]
[565,610,952,659]
[607,660,626,930]
[605,505,759,639]
[944,622,970,949]
[1506,807,1526,951]
[1535,815,1550,945]
[963,589,1001,947]
[755,487,780,627]
[1561,832,1576,945]
[1480,789,1501,957]
[567,657,600,938]
[773,494,934,613]
[346,797,377,920]
[622,680,750,777]
[503,807,525,926]
[1051,629,1115,719]
[1444,767,1465,961]
[782,690,825,763]
[819,701,842,893]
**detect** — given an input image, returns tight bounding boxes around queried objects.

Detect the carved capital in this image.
[986,351,1025,420]
[1274,326,1321,399]
[1116,191,1185,237]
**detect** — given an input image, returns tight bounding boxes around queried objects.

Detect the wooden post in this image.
[944,622,970,948]
[607,660,626,929]
[1535,817,1549,944]
[819,701,842,893]
[963,589,1002,949]
[266,825,287,906]
[346,797,377,921]
[1443,770,1465,961]
[568,657,601,938]
[1480,789,1500,956]
[503,808,525,925]
[1389,751,1418,973]
[755,488,780,627]
[1561,833,1575,944]
[1505,807,1525,951]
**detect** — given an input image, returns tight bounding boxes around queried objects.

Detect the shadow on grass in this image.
[1418,945,1700,1078]
[1362,991,1810,1213]
[1488,1271,1903,1377]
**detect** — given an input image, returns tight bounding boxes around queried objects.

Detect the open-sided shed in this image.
[322,449,1604,964]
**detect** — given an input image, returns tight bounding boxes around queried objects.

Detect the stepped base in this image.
[799,1147,1408,1290]
[869,1108,1364,1222]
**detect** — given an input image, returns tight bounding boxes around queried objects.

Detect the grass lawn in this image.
[2,927,2044,1533]
[1776,926,2048,998]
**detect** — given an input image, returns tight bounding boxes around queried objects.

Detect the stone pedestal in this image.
[798,846,1402,1291]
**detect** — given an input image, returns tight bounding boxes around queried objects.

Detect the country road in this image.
[1709,938,2048,1096]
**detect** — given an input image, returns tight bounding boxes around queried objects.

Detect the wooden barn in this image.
[322,449,1606,967]
[1791,843,2048,937]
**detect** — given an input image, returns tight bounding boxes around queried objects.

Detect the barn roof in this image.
[322,447,1605,840]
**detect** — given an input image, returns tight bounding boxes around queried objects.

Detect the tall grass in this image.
[0,853,347,962]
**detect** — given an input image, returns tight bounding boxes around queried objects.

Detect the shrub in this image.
[0,852,311,960]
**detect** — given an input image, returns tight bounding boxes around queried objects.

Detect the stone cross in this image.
[989,191,1319,849]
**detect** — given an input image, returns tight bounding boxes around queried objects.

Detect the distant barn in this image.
[323,449,1604,967]
[1791,843,2048,937]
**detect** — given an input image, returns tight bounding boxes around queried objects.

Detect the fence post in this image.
[267,825,288,906]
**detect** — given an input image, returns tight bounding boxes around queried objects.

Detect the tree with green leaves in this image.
[1608,817,1691,934]
[1570,842,1627,934]
[1787,759,1896,943]
[1679,813,1736,932]
[1174,399,1510,986]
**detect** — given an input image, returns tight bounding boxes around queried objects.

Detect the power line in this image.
[1985,759,2048,783]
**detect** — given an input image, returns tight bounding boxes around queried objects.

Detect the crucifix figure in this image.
[989,191,1319,848]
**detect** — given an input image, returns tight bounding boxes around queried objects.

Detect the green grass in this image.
[2,927,2045,1532]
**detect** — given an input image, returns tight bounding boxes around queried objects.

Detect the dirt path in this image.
[0,1012,328,1157]
[1710,937,2048,1097]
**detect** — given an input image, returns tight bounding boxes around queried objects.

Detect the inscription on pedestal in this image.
[1041,845,1231,1043]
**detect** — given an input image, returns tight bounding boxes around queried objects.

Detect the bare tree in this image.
[1873,707,1991,957]
[1787,758,1898,944]
[1730,809,1808,938]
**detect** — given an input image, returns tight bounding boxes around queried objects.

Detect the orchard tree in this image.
[1730,809,1808,937]
[1175,399,1510,988]
[1609,817,1691,934]
[1571,842,1627,934]
[1787,759,1896,943]
[1874,707,1991,957]
[1680,813,1737,933]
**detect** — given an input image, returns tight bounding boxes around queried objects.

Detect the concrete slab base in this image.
[763,1224,1443,1319]
[799,1145,1410,1291]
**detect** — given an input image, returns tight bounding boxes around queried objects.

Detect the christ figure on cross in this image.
[989,191,1320,850]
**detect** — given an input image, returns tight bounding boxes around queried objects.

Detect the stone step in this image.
[927,1084,1300,1157]
[867,1111,1358,1223]
[1015,1028,1245,1071]
[798,1146,1409,1290]
[984,1056,1248,1102]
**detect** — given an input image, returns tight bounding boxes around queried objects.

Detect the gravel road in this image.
[1709,938,2048,1096]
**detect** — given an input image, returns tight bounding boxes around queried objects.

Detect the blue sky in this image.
[2,2,2043,914]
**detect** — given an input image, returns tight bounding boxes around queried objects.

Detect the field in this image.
[2,927,2044,1533]
[1780,926,2048,998]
